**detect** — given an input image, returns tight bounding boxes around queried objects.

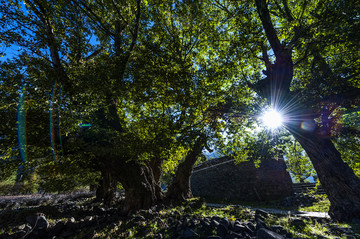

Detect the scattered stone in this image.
[18,224,26,230]
[211,219,220,227]
[25,214,49,230]
[153,233,163,239]
[226,231,243,239]
[36,215,49,230]
[270,225,287,235]
[256,209,269,218]
[182,227,199,238]
[257,228,285,239]
[246,221,256,232]
[220,217,229,228]
[217,223,228,238]
[233,223,246,233]
[134,215,146,221]
[256,218,270,231]
[84,215,93,221]
[50,221,66,237]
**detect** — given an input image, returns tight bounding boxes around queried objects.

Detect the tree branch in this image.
[75,0,114,39]
[281,0,294,21]
[255,0,282,58]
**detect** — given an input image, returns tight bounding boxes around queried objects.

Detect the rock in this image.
[182,227,199,238]
[256,218,270,231]
[290,218,306,228]
[246,222,256,232]
[233,223,246,233]
[220,217,229,228]
[36,215,49,230]
[201,219,211,227]
[154,233,163,239]
[50,221,66,237]
[270,225,287,235]
[18,224,26,230]
[84,215,93,221]
[26,215,49,230]
[26,215,38,226]
[217,223,228,238]
[257,228,285,239]
[256,209,269,218]
[225,231,243,239]
[212,215,221,222]
[211,219,220,227]
[134,215,146,221]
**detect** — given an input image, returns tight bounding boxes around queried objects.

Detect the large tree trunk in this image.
[118,161,161,214]
[287,122,360,222]
[149,157,164,200]
[166,139,204,203]
[96,167,117,206]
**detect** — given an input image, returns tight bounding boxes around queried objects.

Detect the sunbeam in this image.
[261,108,283,129]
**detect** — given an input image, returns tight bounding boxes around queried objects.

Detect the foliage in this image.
[284,139,316,183]
[0,0,360,213]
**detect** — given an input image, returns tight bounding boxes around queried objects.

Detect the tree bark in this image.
[287,121,360,222]
[96,167,117,206]
[149,157,164,200]
[118,160,160,214]
[166,138,204,203]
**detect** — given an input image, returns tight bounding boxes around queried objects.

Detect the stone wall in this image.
[190,157,293,202]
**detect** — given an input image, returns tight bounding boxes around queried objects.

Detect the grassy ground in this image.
[97,199,359,238]
[1,192,359,238]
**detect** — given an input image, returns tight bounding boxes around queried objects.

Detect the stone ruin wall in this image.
[190,157,293,202]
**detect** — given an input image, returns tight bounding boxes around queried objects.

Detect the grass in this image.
[298,197,330,212]
[92,199,359,239]
[1,192,359,238]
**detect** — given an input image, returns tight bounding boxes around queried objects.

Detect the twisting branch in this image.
[281,0,294,21]
[294,44,310,66]
[75,0,114,39]
[261,43,272,72]
[111,0,129,26]
[255,0,282,58]
[118,0,141,79]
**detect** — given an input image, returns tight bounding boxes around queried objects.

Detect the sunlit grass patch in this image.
[298,195,330,212]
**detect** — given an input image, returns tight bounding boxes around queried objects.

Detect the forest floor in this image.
[0,192,359,239]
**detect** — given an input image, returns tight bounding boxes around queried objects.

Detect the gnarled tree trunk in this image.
[287,122,360,222]
[118,160,162,214]
[150,157,164,200]
[96,166,117,206]
[166,138,204,203]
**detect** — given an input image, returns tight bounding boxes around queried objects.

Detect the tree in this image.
[1,0,236,212]
[231,0,360,221]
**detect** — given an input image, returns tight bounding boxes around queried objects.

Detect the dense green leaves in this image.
[0,0,359,196]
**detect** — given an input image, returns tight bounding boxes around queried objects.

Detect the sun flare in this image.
[261,109,283,129]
